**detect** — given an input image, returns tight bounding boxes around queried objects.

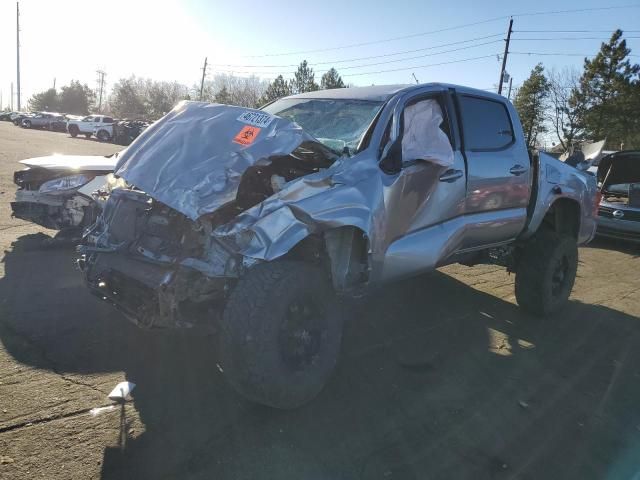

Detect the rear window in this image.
[103,117,114,123]
[459,95,514,150]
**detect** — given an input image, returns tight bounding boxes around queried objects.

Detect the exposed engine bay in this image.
[79,122,339,328]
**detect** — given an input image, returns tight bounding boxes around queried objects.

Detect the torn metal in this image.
[11,154,118,231]
[80,96,458,327]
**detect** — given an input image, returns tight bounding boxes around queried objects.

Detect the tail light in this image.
[593,191,602,216]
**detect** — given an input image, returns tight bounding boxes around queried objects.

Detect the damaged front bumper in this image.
[11,189,97,230]
[78,188,242,328]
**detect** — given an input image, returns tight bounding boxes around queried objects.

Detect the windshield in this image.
[262,98,383,154]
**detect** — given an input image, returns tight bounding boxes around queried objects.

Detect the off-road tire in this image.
[23,120,31,129]
[68,125,79,137]
[219,261,343,409]
[515,230,578,316]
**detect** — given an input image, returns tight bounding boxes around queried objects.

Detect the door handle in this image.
[509,165,527,176]
[439,169,463,183]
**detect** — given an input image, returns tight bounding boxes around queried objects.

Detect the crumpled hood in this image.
[597,151,640,187]
[114,101,336,221]
[20,154,118,171]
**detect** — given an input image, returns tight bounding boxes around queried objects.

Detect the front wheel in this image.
[219,261,343,409]
[515,231,578,316]
[22,120,31,129]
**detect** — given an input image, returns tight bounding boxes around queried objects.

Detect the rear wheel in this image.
[515,231,578,316]
[219,261,343,409]
[68,125,79,137]
[97,130,110,142]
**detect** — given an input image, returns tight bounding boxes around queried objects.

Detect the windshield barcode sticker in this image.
[237,111,274,128]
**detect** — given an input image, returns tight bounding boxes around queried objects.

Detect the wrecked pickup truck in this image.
[78,84,598,408]
[12,154,119,233]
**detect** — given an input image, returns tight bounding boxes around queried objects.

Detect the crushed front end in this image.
[78,188,240,328]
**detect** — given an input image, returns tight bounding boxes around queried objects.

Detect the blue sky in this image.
[0,0,639,108]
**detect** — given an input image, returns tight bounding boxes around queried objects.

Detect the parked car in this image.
[112,120,150,145]
[0,111,14,121]
[595,150,640,242]
[21,112,66,130]
[12,112,33,125]
[78,85,598,409]
[67,115,114,139]
[11,154,119,233]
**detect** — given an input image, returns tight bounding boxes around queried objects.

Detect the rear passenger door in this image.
[456,94,531,248]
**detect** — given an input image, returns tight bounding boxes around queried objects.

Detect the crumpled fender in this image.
[213,156,382,261]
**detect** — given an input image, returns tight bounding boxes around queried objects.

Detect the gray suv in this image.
[79,84,598,408]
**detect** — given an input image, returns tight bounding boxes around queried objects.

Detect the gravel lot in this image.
[0,121,639,480]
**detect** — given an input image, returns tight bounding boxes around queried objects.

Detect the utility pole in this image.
[11,83,14,111]
[53,78,56,90]
[96,70,106,113]
[199,57,208,101]
[411,73,419,84]
[16,1,21,111]
[507,77,513,100]
[498,17,513,96]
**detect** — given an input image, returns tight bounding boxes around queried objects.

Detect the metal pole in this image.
[507,77,513,100]
[199,57,208,101]
[498,18,513,96]
[11,83,14,111]
[16,1,21,111]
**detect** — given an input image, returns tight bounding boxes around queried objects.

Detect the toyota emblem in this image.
[612,210,625,218]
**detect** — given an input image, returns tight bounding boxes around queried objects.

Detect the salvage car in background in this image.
[78,85,598,409]
[21,112,66,130]
[596,150,640,242]
[11,154,119,233]
[67,114,114,139]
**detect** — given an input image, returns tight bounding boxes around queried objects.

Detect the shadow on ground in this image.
[1,233,640,479]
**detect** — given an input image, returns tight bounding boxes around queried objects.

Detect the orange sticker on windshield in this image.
[233,125,261,145]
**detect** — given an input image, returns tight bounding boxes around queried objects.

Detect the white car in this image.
[67,115,115,140]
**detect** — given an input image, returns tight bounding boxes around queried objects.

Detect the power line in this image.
[512,36,640,41]
[241,4,640,58]
[215,40,503,74]
[341,54,499,77]
[212,33,504,68]
[516,29,640,33]
[243,17,506,58]
[512,51,640,57]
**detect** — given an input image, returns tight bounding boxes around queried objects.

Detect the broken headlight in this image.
[39,174,93,194]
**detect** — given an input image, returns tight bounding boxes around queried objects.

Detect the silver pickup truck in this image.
[78,84,598,408]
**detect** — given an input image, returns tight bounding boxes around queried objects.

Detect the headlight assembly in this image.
[39,174,93,194]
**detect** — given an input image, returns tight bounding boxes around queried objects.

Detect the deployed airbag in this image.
[401,99,453,167]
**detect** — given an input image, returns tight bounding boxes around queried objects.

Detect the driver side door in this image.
[379,91,468,283]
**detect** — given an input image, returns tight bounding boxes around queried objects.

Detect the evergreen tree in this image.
[260,75,292,104]
[321,68,345,89]
[513,63,550,148]
[58,81,94,115]
[291,60,319,94]
[214,85,232,104]
[28,88,59,112]
[572,29,640,149]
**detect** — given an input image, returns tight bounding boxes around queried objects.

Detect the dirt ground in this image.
[0,121,639,480]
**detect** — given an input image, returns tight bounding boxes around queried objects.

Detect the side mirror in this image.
[379,137,403,174]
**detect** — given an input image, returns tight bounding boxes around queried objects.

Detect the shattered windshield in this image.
[262,98,383,154]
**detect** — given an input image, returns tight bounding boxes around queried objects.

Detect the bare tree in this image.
[201,74,269,108]
[547,67,583,153]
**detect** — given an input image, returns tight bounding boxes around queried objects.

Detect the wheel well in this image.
[277,226,370,291]
[541,198,580,238]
